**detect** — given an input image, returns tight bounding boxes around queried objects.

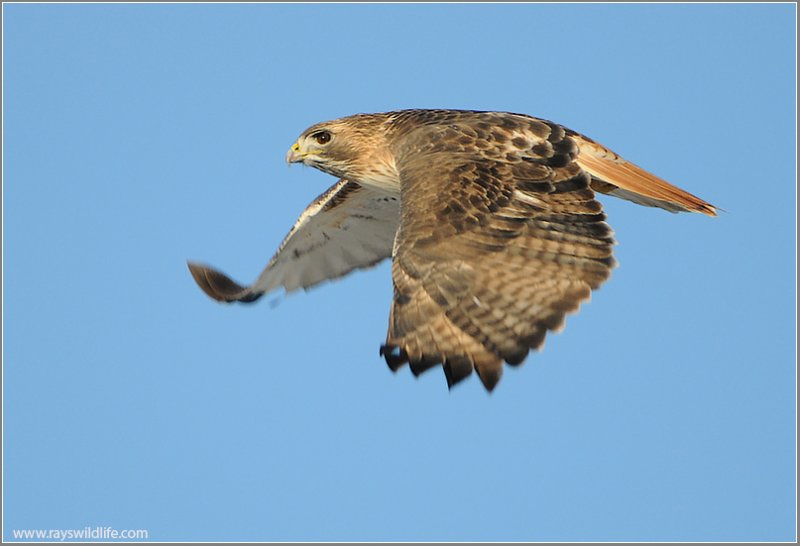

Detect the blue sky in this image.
[3,3,795,542]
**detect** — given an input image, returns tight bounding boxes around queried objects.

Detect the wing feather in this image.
[188,179,399,303]
[383,112,617,391]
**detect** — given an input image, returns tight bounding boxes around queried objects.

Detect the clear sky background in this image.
[3,3,796,542]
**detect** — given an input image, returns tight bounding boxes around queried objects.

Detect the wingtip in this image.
[474,365,502,392]
[442,356,474,391]
[380,344,409,371]
[186,261,262,303]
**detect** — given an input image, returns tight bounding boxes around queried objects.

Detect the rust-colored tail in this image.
[573,133,717,216]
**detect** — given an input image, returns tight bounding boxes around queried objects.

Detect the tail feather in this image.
[573,134,717,216]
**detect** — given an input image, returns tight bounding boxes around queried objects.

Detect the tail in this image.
[572,132,717,216]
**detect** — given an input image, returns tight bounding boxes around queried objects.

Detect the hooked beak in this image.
[286,142,303,164]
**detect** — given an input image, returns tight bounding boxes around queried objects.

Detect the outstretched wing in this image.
[382,112,616,391]
[189,179,399,303]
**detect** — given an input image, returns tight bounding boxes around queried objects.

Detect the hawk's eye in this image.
[312,131,332,145]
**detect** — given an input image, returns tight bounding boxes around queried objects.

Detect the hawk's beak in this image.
[286,142,303,164]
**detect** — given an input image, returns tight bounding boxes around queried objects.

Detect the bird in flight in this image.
[188,109,716,391]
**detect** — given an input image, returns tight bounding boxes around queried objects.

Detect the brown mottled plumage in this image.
[188,109,716,392]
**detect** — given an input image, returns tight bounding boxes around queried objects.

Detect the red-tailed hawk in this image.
[188,109,716,391]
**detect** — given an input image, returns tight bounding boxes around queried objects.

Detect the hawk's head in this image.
[286,114,400,193]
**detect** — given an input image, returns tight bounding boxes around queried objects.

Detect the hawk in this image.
[188,109,715,391]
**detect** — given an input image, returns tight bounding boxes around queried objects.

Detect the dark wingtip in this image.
[408,355,442,377]
[186,261,262,303]
[475,367,501,393]
[443,356,474,390]
[381,346,504,392]
[380,344,408,371]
